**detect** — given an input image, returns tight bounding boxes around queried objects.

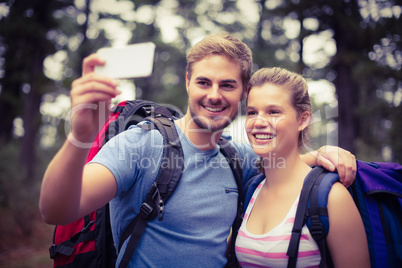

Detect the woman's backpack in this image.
[241,161,402,268]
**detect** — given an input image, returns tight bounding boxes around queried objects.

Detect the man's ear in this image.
[185,73,190,93]
[298,111,311,131]
[241,85,249,101]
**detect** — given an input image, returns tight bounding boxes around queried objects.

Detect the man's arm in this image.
[301,145,356,187]
[40,135,117,225]
[39,54,121,225]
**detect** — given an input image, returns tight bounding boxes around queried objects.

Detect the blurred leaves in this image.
[0,0,401,237]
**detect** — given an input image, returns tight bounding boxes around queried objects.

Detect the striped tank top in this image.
[235,179,321,268]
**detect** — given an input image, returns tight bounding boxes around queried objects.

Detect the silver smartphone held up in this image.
[94,42,156,79]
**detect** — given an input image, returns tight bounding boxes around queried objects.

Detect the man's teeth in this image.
[255,134,276,140]
[206,107,224,112]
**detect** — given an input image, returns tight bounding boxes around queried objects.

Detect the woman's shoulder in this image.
[327,180,358,221]
[328,181,351,203]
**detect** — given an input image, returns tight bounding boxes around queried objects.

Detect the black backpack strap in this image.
[306,167,333,268]
[287,167,327,268]
[218,138,243,201]
[49,216,96,259]
[218,138,244,268]
[243,174,265,211]
[105,100,182,143]
[105,100,155,143]
[118,115,184,268]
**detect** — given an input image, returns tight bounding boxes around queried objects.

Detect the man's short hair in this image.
[186,32,253,91]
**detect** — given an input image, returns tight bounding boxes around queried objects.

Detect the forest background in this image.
[0,0,401,267]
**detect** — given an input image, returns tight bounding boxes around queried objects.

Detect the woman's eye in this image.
[247,111,257,116]
[269,110,280,115]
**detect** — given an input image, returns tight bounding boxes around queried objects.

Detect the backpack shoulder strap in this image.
[218,138,243,201]
[306,170,339,268]
[243,173,265,211]
[225,171,266,268]
[105,100,182,144]
[287,167,328,268]
[118,111,184,268]
[217,138,244,267]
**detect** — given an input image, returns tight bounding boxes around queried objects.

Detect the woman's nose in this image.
[254,115,269,128]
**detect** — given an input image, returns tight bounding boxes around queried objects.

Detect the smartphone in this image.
[94,42,156,79]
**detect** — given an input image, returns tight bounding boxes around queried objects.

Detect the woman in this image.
[235,67,369,267]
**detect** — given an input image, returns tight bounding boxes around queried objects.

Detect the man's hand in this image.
[317,146,356,187]
[40,54,121,225]
[69,54,121,145]
[302,146,356,187]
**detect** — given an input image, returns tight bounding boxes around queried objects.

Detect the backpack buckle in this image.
[150,182,165,221]
[140,182,165,220]
[49,244,57,259]
[81,220,95,233]
[156,199,164,221]
[140,202,154,219]
[309,215,324,240]
[143,106,154,117]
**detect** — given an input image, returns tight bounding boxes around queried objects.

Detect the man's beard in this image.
[188,103,238,132]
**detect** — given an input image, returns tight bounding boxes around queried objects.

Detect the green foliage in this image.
[0,137,59,236]
[0,141,37,235]
[0,0,401,244]
[0,141,20,207]
[253,0,402,162]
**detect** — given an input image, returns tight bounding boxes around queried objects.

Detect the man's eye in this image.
[221,83,234,88]
[198,81,208,86]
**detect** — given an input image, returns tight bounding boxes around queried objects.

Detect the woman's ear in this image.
[298,111,311,131]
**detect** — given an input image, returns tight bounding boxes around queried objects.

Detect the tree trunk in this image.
[0,95,18,142]
[332,11,359,154]
[20,44,43,183]
[334,64,358,153]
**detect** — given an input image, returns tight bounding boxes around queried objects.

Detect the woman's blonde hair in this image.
[249,67,312,147]
[248,67,312,172]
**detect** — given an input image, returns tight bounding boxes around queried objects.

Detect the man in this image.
[39,33,356,267]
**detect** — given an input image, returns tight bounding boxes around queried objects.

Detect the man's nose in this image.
[207,86,222,102]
